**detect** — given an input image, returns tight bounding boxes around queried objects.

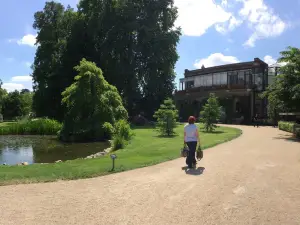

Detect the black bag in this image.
[196,146,203,160]
[181,145,189,158]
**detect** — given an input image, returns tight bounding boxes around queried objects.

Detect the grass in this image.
[0,122,15,127]
[0,118,61,135]
[0,124,242,186]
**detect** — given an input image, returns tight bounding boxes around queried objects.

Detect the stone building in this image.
[174,58,269,124]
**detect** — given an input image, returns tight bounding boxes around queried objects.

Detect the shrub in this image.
[112,135,126,150]
[112,120,133,150]
[278,121,295,133]
[114,119,132,141]
[0,118,61,135]
[153,98,178,136]
[102,122,114,140]
[200,93,221,132]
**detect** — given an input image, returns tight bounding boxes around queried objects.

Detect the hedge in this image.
[278,121,300,138]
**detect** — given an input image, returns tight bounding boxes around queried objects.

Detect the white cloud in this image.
[215,16,243,34]
[263,55,288,66]
[2,83,25,92]
[11,76,32,82]
[239,0,287,47]
[9,34,37,47]
[194,53,240,68]
[263,55,276,65]
[17,34,37,47]
[2,76,33,92]
[174,0,232,36]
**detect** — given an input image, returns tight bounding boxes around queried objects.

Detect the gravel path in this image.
[1,125,300,225]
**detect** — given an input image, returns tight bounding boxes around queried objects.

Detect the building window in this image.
[245,70,252,85]
[185,81,194,89]
[238,71,245,85]
[213,72,227,85]
[228,71,238,85]
[253,73,263,90]
[198,74,213,87]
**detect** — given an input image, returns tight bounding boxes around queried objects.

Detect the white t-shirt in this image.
[184,124,198,142]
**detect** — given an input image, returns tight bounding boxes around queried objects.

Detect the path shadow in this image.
[182,166,205,176]
[273,134,300,143]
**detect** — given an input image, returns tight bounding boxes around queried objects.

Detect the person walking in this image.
[184,116,200,169]
[253,114,259,128]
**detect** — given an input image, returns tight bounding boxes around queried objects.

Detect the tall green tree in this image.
[136,0,180,118]
[32,2,77,121]
[262,46,300,116]
[32,0,181,120]
[200,93,221,132]
[60,59,128,142]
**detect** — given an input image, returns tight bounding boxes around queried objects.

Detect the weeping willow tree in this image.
[59,58,128,142]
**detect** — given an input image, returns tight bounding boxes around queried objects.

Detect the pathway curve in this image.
[0,126,300,225]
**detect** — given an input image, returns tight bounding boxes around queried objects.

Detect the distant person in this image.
[253,114,259,127]
[184,116,200,169]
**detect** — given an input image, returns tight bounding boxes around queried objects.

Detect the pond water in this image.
[0,136,110,165]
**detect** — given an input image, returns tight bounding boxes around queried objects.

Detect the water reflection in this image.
[0,136,109,165]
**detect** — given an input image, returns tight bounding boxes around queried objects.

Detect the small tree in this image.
[200,93,221,132]
[60,58,128,142]
[153,98,178,136]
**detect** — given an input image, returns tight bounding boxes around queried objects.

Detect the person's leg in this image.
[186,142,197,168]
[186,142,193,168]
[191,142,197,166]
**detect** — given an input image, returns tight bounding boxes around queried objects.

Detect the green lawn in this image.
[0,122,15,127]
[0,124,241,186]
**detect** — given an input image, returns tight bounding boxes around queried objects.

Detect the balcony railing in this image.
[175,83,257,95]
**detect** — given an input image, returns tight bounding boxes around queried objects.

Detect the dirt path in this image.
[1,125,300,225]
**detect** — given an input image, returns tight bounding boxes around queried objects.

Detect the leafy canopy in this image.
[60,58,128,142]
[153,98,178,136]
[200,93,221,132]
[261,46,300,116]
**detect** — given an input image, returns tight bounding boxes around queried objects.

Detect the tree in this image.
[59,59,128,142]
[32,0,181,121]
[1,90,33,120]
[21,91,33,116]
[32,2,78,121]
[262,46,300,117]
[2,91,23,120]
[0,79,7,115]
[153,98,178,136]
[200,93,221,132]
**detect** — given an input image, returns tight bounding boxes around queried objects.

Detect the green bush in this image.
[112,120,133,150]
[102,122,114,140]
[153,98,178,136]
[278,121,295,133]
[114,119,132,141]
[200,93,221,132]
[0,118,61,135]
[59,59,128,142]
[112,135,126,150]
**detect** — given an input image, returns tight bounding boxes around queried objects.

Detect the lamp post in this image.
[110,154,117,171]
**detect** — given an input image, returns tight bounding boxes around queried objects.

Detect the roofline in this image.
[184,58,268,77]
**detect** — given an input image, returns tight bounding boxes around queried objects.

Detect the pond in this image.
[0,136,110,165]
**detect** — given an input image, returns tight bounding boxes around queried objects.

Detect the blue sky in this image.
[1,0,300,92]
